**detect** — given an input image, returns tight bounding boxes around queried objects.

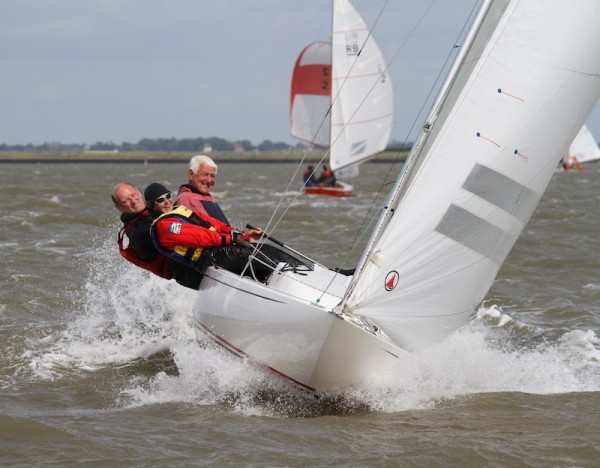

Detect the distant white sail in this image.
[565,124,600,165]
[329,0,393,172]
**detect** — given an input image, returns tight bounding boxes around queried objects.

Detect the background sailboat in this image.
[290,0,393,197]
[561,123,600,171]
[194,0,600,393]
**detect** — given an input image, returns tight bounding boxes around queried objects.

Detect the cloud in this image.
[1,0,598,146]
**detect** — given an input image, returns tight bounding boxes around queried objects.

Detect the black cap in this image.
[144,182,170,207]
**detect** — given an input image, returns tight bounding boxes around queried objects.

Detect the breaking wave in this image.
[22,236,600,417]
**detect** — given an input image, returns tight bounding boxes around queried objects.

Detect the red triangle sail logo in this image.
[385,271,399,291]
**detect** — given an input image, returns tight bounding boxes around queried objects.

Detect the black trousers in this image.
[169,244,301,290]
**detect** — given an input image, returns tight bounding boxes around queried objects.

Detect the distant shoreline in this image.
[0,150,407,164]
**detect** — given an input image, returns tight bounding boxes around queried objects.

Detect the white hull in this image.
[193,264,406,392]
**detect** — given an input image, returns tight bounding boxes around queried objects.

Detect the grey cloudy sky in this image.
[2,0,599,147]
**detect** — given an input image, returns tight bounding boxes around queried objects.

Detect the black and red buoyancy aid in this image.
[118,210,172,279]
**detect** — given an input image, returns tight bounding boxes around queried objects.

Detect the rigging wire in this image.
[261,0,394,251]
[248,0,483,295]
[341,0,483,275]
[332,0,485,275]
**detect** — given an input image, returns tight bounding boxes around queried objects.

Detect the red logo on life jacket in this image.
[385,271,399,291]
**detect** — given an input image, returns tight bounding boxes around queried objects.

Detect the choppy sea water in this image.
[0,161,599,466]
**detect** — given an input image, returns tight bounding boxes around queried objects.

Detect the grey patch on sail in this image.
[462,163,540,222]
[350,140,367,156]
[435,204,514,264]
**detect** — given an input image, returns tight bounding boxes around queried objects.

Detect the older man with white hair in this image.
[176,154,229,225]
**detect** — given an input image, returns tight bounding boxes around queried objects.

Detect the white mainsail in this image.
[566,124,600,165]
[290,0,393,171]
[345,0,600,351]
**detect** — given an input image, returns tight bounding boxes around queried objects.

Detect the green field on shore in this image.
[0,150,406,162]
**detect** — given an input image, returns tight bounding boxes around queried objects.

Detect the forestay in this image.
[344,0,600,351]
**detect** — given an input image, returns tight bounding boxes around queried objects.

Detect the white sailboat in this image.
[561,124,600,170]
[193,0,600,393]
[290,0,393,197]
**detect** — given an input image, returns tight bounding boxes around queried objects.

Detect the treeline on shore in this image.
[0,150,409,163]
[0,136,413,154]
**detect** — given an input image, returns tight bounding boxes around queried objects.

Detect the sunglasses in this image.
[154,192,172,204]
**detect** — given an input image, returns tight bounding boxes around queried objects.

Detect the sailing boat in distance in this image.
[290,0,393,197]
[560,124,600,171]
[193,0,600,393]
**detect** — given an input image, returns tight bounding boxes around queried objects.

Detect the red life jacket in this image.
[117,211,172,279]
[149,206,218,271]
